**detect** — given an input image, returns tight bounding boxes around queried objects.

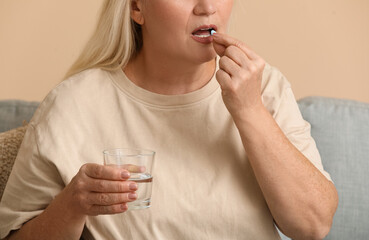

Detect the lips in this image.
[191,25,217,44]
[192,25,217,37]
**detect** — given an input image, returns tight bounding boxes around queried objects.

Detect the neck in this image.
[124,47,216,95]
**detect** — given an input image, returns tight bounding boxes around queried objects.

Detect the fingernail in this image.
[121,204,128,211]
[129,193,137,200]
[129,183,138,190]
[121,171,130,179]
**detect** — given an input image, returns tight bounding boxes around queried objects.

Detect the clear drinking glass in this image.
[103,148,155,210]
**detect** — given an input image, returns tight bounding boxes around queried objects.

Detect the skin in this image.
[125,0,232,95]
[212,33,338,239]
[5,0,338,239]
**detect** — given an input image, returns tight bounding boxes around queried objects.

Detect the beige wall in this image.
[1,0,368,103]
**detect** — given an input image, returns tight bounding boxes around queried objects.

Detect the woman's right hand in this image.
[6,163,139,240]
[63,163,138,216]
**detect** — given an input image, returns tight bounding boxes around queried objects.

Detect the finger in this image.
[213,33,259,60]
[87,192,138,206]
[89,203,128,216]
[223,45,251,67]
[219,56,240,77]
[82,163,130,180]
[213,40,227,57]
[216,69,232,90]
[88,179,138,193]
[122,164,146,173]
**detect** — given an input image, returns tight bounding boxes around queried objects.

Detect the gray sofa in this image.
[1,97,368,239]
[0,100,39,132]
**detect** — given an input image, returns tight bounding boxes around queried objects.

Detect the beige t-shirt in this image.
[0,62,331,239]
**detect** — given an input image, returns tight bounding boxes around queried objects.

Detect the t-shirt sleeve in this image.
[0,124,65,238]
[274,87,332,181]
[261,65,332,181]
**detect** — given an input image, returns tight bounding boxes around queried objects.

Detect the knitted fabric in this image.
[0,124,28,200]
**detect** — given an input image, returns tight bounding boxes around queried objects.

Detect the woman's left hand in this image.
[212,33,266,122]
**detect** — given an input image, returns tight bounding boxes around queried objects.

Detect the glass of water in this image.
[103,148,155,210]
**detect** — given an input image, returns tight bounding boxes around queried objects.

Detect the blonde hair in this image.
[64,0,142,79]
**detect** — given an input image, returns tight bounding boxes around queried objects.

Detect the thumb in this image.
[212,41,226,57]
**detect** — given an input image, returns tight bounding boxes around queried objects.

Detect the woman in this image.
[0,0,338,239]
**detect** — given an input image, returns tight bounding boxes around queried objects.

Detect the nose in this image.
[193,0,216,16]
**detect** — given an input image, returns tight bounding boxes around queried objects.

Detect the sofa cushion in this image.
[0,100,39,132]
[297,96,369,239]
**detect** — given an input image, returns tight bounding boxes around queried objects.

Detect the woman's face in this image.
[136,0,234,64]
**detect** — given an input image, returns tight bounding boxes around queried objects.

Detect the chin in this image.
[191,49,217,64]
